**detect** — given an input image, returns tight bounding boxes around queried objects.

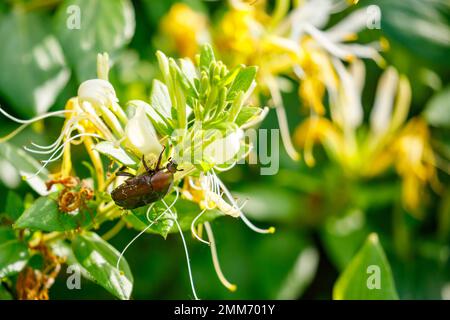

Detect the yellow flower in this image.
[393,118,440,213]
[160,3,209,59]
[294,59,443,214]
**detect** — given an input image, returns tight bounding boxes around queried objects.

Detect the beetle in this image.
[111,147,181,209]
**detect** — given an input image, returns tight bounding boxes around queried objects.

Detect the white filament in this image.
[0,106,72,124]
[23,133,102,180]
[161,198,199,300]
[115,189,179,271]
[204,222,236,292]
[211,170,275,234]
[190,208,210,245]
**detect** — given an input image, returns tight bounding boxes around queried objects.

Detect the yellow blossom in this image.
[160,3,209,59]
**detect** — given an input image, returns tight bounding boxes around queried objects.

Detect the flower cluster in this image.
[160,0,443,216]
[161,0,386,161]
[1,45,272,299]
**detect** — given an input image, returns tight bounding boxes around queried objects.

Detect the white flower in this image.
[78,79,118,108]
[125,104,163,156]
[204,129,243,165]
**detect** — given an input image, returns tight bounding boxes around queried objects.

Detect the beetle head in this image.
[166,158,182,173]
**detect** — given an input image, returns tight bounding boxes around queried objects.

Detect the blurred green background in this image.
[0,0,449,299]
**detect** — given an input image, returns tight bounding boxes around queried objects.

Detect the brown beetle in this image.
[111,147,181,209]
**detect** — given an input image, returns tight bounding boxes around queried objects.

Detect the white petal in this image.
[125,105,162,156]
[78,79,118,107]
[370,67,399,134]
[325,8,370,42]
[333,59,363,129]
[204,130,243,165]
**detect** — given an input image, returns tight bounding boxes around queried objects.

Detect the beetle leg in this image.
[142,155,152,173]
[155,145,166,171]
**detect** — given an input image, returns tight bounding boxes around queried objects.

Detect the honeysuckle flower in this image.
[294,60,442,216]
[124,105,163,156]
[159,3,210,59]
[78,79,118,108]
[160,0,386,162]
[0,45,271,299]
[203,129,244,166]
[393,118,441,213]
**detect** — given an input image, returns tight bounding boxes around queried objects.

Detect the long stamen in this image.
[0,108,74,143]
[188,177,202,191]
[116,189,179,270]
[190,208,210,245]
[26,115,88,153]
[116,206,166,270]
[266,78,300,161]
[161,199,199,300]
[23,133,101,180]
[146,188,179,223]
[40,133,100,165]
[0,107,72,124]
[240,107,270,129]
[204,222,237,292]
[239,210,276,234]
[214,161,237,172]
[212,170,275,234]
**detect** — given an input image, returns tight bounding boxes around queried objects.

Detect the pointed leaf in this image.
[333,233,399,300]
[227,66,257,100]
[72,232,133,300]
[199,44,215,70]
[0,142,49,195]
[14,195,95,232]
[94,141,137,166]
[0,226,28,278]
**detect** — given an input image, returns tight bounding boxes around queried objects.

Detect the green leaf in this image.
[94,141,137,166]
[5,191,25,221]
[126,203,175,239]
[235,106,265,127]
[424,87,450,128]
[333,233,399,300]
[0,226,16,243]
[0,142,49,195]
[0,284,12,300]
[227,66,257,100]
[55,0,135,80]
[72,232,133,300]
[0,226,29,278]
[14,195,95,232]
[49,240,94,282]
[199,44,215,70]
[0,11,70,117]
